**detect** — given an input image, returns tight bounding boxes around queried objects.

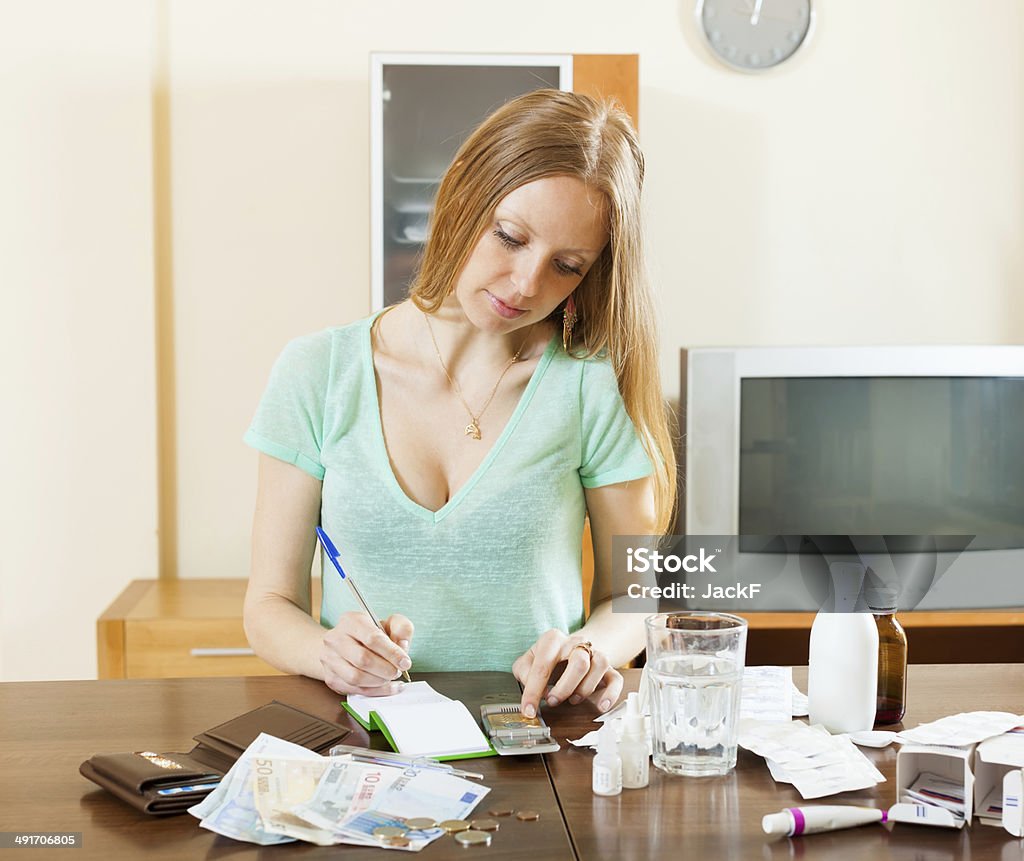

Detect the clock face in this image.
[697,0,813,72]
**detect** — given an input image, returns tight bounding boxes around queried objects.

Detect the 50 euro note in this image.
[187,732,324,845]
[251,756,337,845]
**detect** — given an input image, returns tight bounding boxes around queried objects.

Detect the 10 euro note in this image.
[288,757,402,844]
[337,768,490,847]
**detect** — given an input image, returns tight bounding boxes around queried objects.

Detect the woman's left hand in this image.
[512,629,623,719]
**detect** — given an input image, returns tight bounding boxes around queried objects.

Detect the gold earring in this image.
[562,294,577,351]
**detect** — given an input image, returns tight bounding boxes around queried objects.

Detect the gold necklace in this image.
[423,312,530,440]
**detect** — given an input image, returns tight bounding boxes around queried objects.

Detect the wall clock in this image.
[696,0,814,72]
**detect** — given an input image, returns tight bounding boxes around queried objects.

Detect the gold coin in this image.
[383,835,411,848]
[488,806,515,817]
[454,830,492,847]
[439,819,471,833]
[470,818,500,832]
[516,810,540,821]
[405,817,438,830]
[373,825,408,839]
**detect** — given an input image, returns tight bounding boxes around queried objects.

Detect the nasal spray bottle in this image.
[620,692,649,789]
[592,723,622,796]
[807,562,879,734]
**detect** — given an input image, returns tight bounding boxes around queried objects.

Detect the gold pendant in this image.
[464,421,481,440]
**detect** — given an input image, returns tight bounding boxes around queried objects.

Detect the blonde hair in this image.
[410,89,677,533]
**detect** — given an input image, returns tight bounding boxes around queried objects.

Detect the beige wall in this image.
[3,0,1022,680]
[0,1,158,680]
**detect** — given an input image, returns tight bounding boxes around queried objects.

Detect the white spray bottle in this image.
[620,692,649,789]
[592,723,622,796]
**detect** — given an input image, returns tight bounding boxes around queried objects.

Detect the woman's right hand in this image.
[319,612,414,696]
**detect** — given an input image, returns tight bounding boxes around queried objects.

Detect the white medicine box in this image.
[975,730,1024,837]
[890,744,974,829]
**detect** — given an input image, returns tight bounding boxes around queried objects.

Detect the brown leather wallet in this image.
[80,700,351,815]
[79,751,220,814]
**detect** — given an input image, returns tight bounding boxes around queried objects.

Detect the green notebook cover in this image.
[342,701,374,731]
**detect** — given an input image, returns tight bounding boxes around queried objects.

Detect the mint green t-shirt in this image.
[244,311,652,672]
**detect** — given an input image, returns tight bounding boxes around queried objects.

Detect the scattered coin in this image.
[373,825,408,839]
[470,818,500,832]
[455,830,492,847]
[440,819,471,833]
[488,806,515,817]
[516,810,540,821]
[405,817,439,830]
[383,835,411,848]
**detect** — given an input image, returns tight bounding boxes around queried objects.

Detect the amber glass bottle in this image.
[867,586,907,725]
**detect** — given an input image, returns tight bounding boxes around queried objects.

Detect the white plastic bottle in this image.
[592,724,622,796]
[620,692,649,789]
[807,562,879,734]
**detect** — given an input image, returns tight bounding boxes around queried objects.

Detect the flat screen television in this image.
[680,346,1024,611]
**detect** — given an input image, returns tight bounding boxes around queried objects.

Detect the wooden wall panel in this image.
[573,54,640,130]
[574,54,639,621]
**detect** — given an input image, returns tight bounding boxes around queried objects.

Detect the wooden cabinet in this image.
[96,578,321,680]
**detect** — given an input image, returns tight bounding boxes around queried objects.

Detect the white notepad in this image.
[346,681,451,725]
[344,681,494,760]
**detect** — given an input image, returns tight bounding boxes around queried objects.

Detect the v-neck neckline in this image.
[363,308,559,524]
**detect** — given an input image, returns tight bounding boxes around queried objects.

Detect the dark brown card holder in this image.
[81,700,351,815]
[189,700,351,771]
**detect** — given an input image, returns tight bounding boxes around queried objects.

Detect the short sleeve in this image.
[243,331,333,480]
[578,357,654,488]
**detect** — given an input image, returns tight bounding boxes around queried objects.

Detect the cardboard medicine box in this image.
[889,733,1024,836]
[975,730,1024,837]
[889,744,974,829]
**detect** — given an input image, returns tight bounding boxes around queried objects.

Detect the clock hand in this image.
[733,7,797,26]
[751,0,764,25]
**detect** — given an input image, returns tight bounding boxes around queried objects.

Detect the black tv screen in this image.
[738,377,1024,549]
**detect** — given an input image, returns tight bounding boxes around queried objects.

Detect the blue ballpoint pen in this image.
[315,527,412,683]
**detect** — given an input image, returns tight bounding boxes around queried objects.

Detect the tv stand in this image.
[744,608,1023,666]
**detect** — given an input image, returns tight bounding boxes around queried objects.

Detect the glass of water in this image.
[645,612,748,777]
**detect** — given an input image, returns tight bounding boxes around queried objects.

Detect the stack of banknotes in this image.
[188,732,491,848]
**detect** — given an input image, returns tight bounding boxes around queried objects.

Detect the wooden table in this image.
[553,665,1024,861]
[1,666,1022,859]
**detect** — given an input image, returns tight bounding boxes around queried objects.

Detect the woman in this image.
[243,89,676,719]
